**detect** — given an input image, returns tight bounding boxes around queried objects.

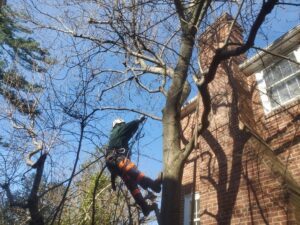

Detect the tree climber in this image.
[105,117,162,217]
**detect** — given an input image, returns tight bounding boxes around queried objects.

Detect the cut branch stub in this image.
[26,141,44,167]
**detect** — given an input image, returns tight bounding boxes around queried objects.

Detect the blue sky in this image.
[2,1,299,223]
[251,2,299,52]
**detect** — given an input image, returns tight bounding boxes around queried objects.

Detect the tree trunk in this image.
[160,99,187,225]
[28,209,44,225]
[0,0,6,8]
[28,154,47,225]
[160,161,183,225]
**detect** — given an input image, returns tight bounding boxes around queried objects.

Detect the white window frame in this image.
[184,192,200,225]
[255,46,300,114]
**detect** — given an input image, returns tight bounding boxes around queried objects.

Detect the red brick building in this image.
[181,14,300,225]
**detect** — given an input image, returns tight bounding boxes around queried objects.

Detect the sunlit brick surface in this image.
[181,14,300,225]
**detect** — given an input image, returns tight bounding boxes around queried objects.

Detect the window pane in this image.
[287,76,300,98]
[277,83,291,103]
[272,65,283,82]
[290,61,300,74]
[184,195,192,225]
[264,68,274,87]
[288,53,300,73]
[269,87,280,108]
[278,60,292,77]
[263,52,300,110]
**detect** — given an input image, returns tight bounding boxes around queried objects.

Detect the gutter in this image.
[239,24,300,75]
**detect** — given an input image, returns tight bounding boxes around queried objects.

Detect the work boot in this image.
[139,172,163,193]
[141,201,157,217]
[150,172,163,193]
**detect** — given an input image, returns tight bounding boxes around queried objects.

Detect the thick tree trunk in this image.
[159,28,196,224]
[160,161,183,225]
[28,209,44,225]
[28,154,47,225]
[160,102,185,225]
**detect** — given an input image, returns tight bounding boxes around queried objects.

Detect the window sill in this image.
[265,97,300,119]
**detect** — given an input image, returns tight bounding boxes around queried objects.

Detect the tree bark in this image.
[28,154,47,225]
[161,101,184,225]
[160,28,195,224]
[160,159,183,225]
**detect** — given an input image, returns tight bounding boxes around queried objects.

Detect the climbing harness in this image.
[106,148,127,160]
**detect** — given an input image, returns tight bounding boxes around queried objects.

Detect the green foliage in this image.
[0,8,47,72]
[57,153,136,225]
[0,7,49,115]
[76,172,115,225]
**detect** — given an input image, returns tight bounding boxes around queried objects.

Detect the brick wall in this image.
[181,14,300,225]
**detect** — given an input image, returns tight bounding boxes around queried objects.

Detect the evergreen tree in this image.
[0,3,48,116]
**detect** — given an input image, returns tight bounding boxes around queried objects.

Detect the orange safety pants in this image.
[116,157,153,210]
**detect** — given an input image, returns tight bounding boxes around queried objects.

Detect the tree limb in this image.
[97,106,162,121]
[191,0,212,28]
[27,154,47,225]
[276,2,300,6]
[0,183,27,208]
[173,0,187,26]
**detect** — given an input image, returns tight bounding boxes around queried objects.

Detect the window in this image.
[193,193,200,225]
[184,193,200,225]
[263,52,300,108]
[256,48,300,114]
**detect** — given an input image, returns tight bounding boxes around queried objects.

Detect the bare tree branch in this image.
[276,2,300,6]
[0,183,27,208]
[97,107,162,121]
[173,0,187,25]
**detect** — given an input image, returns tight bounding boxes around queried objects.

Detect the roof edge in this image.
[239,24,300,75]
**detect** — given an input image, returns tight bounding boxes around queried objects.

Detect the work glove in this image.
[139,115,146,123]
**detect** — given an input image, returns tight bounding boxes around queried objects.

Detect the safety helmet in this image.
[112,118,125,128]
